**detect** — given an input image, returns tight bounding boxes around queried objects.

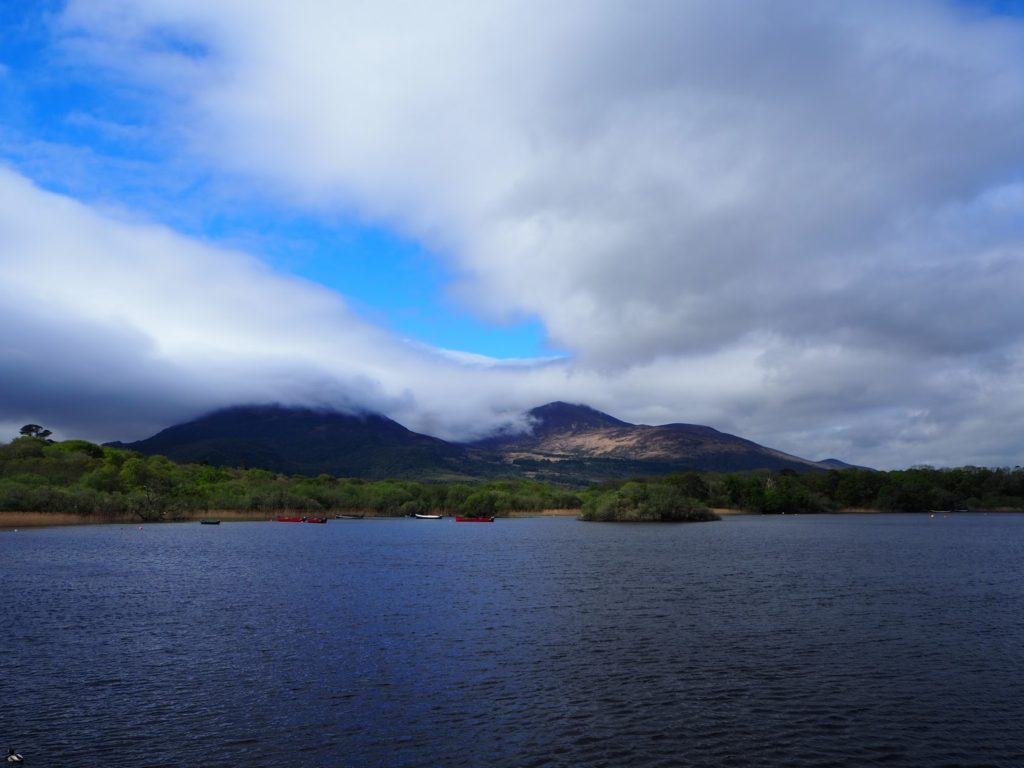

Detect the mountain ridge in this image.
[106,404,477,480]
[473,402,829,475]
[108,401,848,482]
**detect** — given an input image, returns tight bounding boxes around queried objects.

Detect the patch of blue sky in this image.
[212,214,563,361]
[0,4,559,361]
[11,24,168,207]
[1,4,165,176]
[956,0,1024,16]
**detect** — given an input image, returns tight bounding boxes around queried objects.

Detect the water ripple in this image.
[2,515,1024,766]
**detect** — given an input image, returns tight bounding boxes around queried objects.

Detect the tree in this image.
[19,424,52,440]
[579,481,717,522]
[461,489,500,517]
[666,471,710,501]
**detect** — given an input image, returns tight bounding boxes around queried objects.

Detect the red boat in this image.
[304,517,327,524]
[455,516,495,523]
[275,516,304,523]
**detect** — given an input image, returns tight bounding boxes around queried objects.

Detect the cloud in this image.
[0,167,386,435]
[0,166,579,444]
[56,1,1024,358]
[0,161,751,445]
[3,1,1024,468]
[1,162,1022,471]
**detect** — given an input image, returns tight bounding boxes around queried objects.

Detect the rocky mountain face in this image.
[471,402,829,475]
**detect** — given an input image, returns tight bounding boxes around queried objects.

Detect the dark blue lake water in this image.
[2,514,1023,767]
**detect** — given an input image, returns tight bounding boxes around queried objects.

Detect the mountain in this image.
[109,401,844,483]
[107,405,478,480]
[470,402,626,451]
[470,401,831,477]
[817,458,875,471]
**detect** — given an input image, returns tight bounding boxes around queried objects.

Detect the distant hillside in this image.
[817,458,875,471]
[472,402,627,449]
[107,405,481,480]
[108,401,846,483]
[469,402,832,478]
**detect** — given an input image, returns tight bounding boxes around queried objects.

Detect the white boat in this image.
[413,513,443,519]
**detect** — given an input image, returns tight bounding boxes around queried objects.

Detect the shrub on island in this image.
[580,481,719,522]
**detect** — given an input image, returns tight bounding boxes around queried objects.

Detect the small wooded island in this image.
[580,481,719,522]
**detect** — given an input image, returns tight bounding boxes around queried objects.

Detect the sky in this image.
[2,0,1024,469]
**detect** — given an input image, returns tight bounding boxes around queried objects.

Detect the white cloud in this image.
[56,1,1024,358]
[1,159,1021,470]
[3,1,1024,468]
[0,166,580,443]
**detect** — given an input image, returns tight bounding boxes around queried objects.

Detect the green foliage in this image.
[665,471,711,501]
[581,463,1024,516]
[580,480,718,522]
[461,490,500,517]
[19,424,52,440]
[0,436,588,519]
[754,473,832,515]
[47,440,105,459]
[4,435,1024,520]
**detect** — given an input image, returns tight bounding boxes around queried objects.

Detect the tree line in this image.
[2,431,1023,521]
[0,434,580,520]
[586,465,1024,515]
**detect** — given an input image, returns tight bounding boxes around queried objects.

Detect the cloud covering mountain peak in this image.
[3,1,1024,469]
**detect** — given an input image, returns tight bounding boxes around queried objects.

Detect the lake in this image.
[2,514,1023,767]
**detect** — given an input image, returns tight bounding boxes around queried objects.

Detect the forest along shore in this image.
[0,510,271,528]
[0,508,584,529]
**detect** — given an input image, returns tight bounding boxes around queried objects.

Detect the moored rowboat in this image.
[455,516,495,523]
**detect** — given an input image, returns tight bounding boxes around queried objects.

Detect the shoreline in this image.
[506,508,579,518]
[1,507,583,529]
[5,506,1020,530]
[0,510,272,529]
